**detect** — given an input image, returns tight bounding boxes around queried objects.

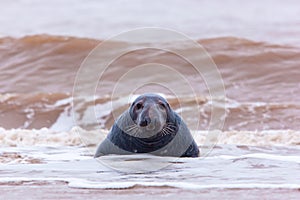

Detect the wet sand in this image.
[1,182,299,200]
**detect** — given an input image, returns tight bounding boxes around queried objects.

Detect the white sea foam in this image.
[0,177,299,190]
[50,108,74,132]
[0,144,299,192]
[0,127,299,147]
[49,97,74,131]
[68,181,300,190]
[0,127,107,147]
[210,154,300,163]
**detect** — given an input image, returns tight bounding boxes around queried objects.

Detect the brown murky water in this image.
[1,35,300,131]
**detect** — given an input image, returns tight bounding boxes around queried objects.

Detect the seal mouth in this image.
[137,118,164,136]
[145,119,158,131]
[145,124,154,131]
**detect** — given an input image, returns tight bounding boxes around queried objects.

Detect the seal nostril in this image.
[139,120,147,127]
[139,117,151,127]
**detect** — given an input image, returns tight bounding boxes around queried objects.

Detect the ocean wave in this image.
[1,35,300,99]
[1,34,300,132]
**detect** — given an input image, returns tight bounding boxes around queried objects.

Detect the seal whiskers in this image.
[160,122,177,136]
[125,124,140,137]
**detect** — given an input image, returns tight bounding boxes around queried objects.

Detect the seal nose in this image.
[139,117,151,127]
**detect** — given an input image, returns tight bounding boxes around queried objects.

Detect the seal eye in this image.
[158,102,166,109]
[136,102,143,110]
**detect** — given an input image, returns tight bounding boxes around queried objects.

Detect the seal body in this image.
[95,94,199,158]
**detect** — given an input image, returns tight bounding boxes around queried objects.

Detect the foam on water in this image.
[69,181,300,190]
[0,127,107,147]
[210,154,300,163]
[0,177,299,190]
[0,127,299,147]
[0,145,299,190]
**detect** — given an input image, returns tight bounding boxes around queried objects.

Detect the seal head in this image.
[128,94,172,138]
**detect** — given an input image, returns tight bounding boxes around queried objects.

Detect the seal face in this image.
[95,94,199,158]
[128,94,168,138]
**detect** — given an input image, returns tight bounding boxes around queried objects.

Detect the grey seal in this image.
[95,94,199,158]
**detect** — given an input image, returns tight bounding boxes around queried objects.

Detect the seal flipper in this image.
[180,142,200,157]
[94,137,130,158]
